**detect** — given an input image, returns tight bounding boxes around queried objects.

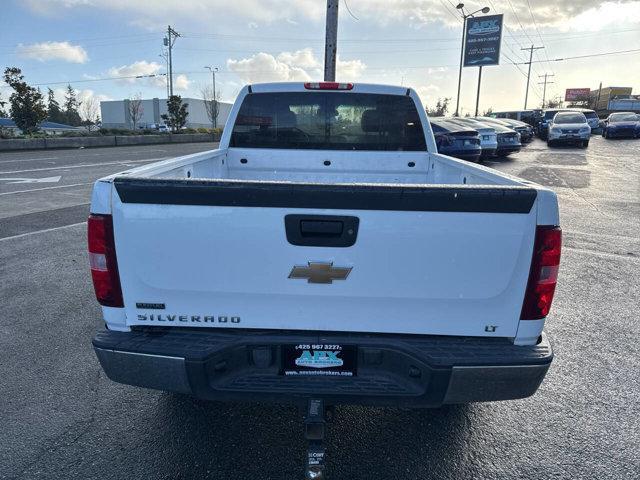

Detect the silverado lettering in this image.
[137,314,240,323]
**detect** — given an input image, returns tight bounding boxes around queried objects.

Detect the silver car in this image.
[547,112,591,148]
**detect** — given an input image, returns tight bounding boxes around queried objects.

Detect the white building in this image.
[100,97,232,130]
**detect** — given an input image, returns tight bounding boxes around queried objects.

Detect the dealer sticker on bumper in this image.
[281,344,357,376]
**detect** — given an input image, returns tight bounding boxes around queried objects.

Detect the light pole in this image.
[454,3,490,117]
[204,66,218,129]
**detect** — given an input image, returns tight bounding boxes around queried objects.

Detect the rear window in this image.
[544,110,559,120]
[583,111,598,119]
[554,113,587,124]
[610,113,637,122]
[230,92,426,151]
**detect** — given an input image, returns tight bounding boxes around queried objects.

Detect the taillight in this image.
[88,214,123,307]
[304,82,353,90]
[521,226,562,320]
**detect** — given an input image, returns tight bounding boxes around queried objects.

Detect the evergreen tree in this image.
[63,84,82,126]
[3,67,47,134]
[47,88,64,123]
[0,92,8,117]
[161,95,189,131]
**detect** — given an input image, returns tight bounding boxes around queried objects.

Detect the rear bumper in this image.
[480,147,497,158]
[93,328,553,407]
[444,150,481,162]
[496,145,521,156]
[548,133,589,143]
[607,129,638,138]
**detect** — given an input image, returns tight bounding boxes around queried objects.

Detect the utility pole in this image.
[205,66,218,129]
[159,52,169,98]
[165,25,181,97]
[474,66,483,116]
[537,73,555,108]
[324,0,339,81]
[521,45,544,109]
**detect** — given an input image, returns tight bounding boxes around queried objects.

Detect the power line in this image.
[524,0,554,75]
[516,47,640,63]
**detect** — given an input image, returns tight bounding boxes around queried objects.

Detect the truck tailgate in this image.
[111,178,537,338]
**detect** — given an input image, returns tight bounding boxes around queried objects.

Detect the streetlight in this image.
[204,66,219,128]
[454,3,490,116]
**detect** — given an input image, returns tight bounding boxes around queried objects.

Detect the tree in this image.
[128,93,143,130]
[3,67,47,134]
[200,84,221,130]
[80,95,100,131]
[161,95,189,131]
[0,92,8,117]
[63,84,82,126]
[426,97,450,117]
[46,88,64,123]
[482,107,493,116]
[546,97,563,109]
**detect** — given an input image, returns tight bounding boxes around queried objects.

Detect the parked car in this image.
[478,117,534,143]
[492,109,540,125]
[445,117,497,158]
[576,109,600,134]
[602,112,640,138]
[430,118,482,162]
[547,112,590,147]
[472,118,521,156]
[538,109,566,140]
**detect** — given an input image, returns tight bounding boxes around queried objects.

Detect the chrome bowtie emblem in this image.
[288,262,352,284]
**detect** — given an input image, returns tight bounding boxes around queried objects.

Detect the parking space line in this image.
[0,182,93,196]
[0,221,85,242]
[0,156,59,164]
[0,158,165,175]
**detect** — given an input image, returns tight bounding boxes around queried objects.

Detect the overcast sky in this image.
[1,0,639,115]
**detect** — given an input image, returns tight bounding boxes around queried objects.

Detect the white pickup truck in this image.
[90,82,560,409]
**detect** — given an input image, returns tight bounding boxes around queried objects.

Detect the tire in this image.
[582,140,589,148]
[547,140,554,147]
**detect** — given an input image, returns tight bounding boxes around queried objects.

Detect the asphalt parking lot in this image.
[1,137,638,479]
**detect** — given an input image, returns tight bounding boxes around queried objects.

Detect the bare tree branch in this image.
[128,93,144,130]
[80,95,99,131]
[200,84,221,130]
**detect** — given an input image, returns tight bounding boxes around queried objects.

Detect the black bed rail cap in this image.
[113,177,537,214]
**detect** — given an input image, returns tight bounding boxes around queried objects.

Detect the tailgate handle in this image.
[285,215,359,247]
[300,220,343,236]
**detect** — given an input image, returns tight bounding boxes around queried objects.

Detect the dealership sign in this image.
[463,14,504,67]
[565,88,591,101]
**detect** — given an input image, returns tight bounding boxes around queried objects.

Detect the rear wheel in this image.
[582,140,589,148]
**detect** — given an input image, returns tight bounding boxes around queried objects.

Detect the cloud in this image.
[16,41,88,63]
[174,74,191,91]
[107,60,163,83]
[227,48,365,84]
[415,84,441,104]
[24,0,640,29]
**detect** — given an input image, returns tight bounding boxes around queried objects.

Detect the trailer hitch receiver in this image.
[304,399,327,479]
